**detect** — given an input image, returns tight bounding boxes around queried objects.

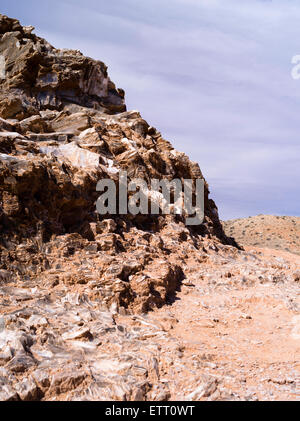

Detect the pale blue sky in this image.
[1,0,300,219]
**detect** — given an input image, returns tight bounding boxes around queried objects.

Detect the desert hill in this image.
[223,215,300,255]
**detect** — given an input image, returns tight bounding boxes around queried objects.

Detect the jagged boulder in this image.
[0,14,125,119]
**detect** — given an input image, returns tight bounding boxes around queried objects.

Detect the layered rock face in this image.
[2,15,298,402]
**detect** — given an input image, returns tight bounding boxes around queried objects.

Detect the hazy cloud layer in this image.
[1,0,300,219]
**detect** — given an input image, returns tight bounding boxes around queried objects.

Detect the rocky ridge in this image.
[0,15,299,401]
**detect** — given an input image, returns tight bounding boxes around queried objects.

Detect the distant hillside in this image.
[223,215,300,255]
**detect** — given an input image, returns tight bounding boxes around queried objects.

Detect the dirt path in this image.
[119,246,300,400]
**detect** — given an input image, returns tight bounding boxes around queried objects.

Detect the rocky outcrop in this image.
[0,14,228,243]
